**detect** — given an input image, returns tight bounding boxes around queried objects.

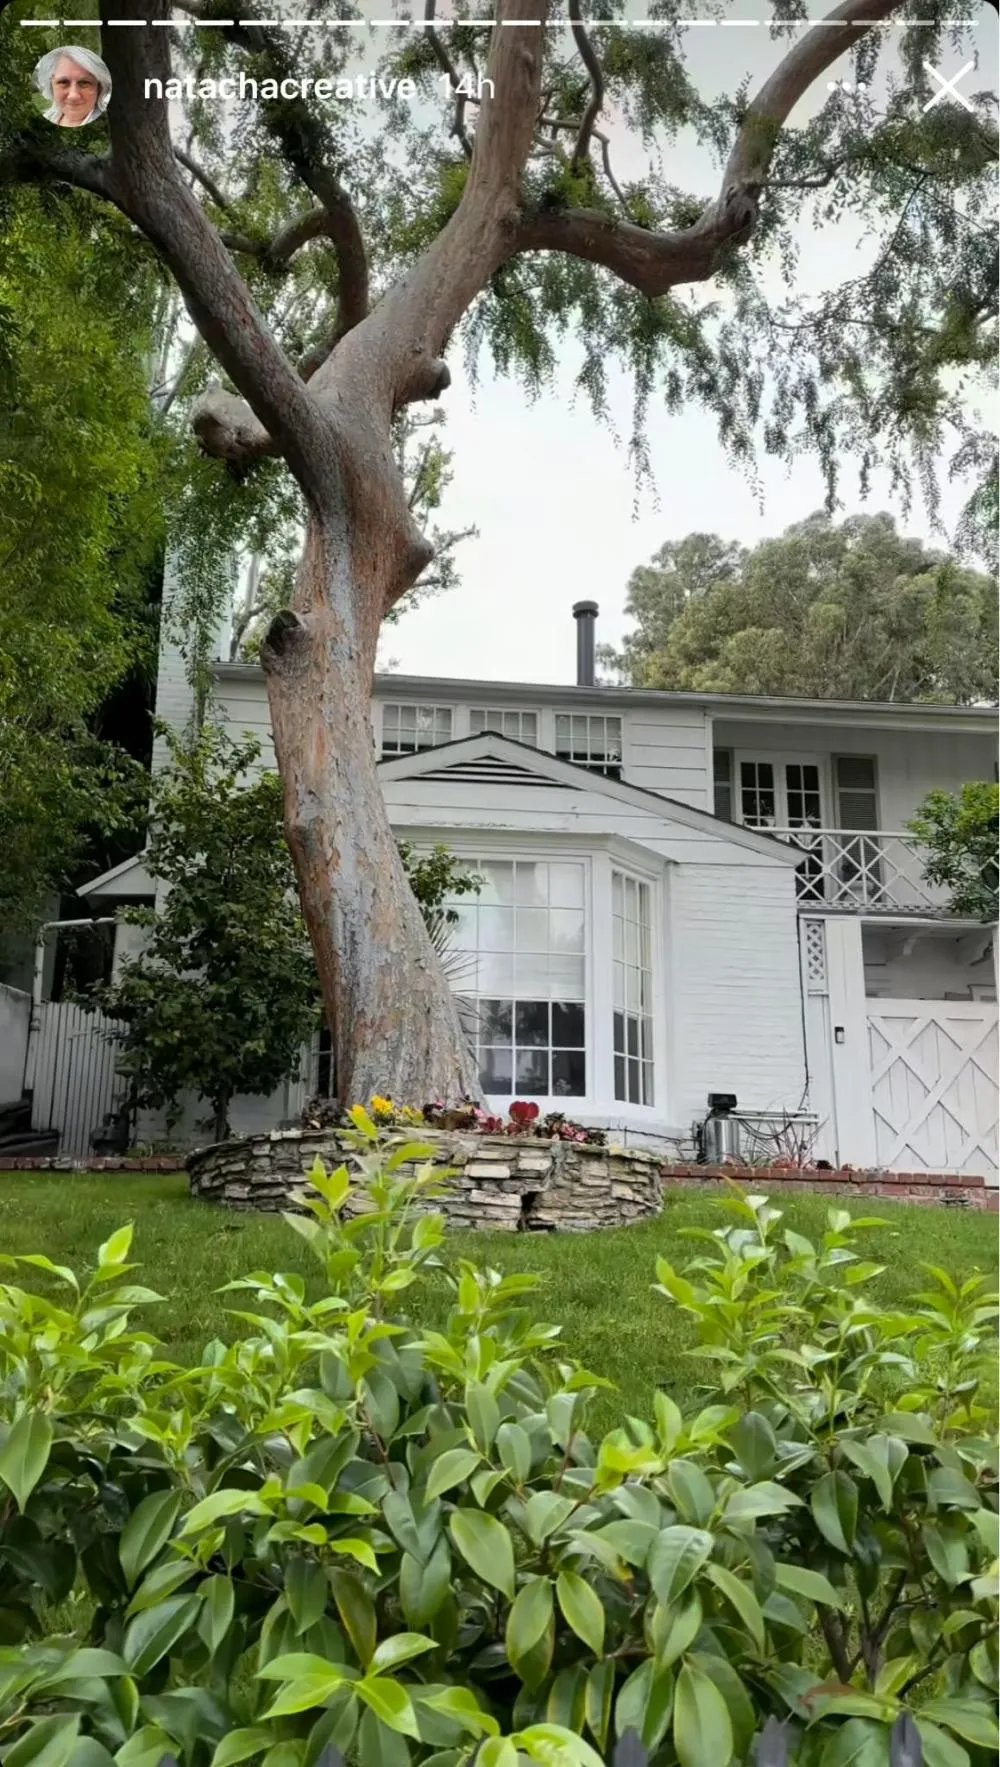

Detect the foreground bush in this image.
[0,1112,996,1767]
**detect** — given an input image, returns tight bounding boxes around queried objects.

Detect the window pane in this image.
[449,905,477,950]
[514,953,550,994]
[626,1017,639,1057]
[515,1001,549,1046]
[613,1011,625,1056]
[478,952,513,993]
[548,863,584,907]
[478,906,513,950]
[614,1053,626,1100]
[477,998,512,1042]
[520,713,538,744]
[549,908,584,953]
[514,862,548,905]
[515,1048,548,1093]
[552,1050,585,1096]
[470,709,485,733]
[552,1001,585,1047]
[628,1059,641,1104]
[480,862,514,905]
[481,1049,512,1094]
[549,955,585,997]
[516,908,549,950]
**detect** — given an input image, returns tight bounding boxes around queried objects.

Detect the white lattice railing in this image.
[769,828,946,914]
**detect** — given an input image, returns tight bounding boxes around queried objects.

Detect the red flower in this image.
[508,1100,540,1127]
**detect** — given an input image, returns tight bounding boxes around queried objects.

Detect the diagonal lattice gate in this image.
[866,1000,998,1178]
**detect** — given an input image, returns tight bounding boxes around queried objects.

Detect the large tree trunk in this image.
[261,512,482,1111]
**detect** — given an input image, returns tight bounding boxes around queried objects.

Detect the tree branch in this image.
[568,0,604,170]
[174,0,369,342]
[424,0,473,159]
[515,0,910,293]
[174,146,232,213]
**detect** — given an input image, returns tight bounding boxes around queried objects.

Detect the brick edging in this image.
[661,1163,994,1211]
[0,1157,182,1172]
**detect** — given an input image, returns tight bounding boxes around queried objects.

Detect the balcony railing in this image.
[767,828,947,915]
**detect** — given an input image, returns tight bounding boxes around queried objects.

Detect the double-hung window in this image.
[612,870,654,1106]
[554,714,622,779]
[381,703,452,757]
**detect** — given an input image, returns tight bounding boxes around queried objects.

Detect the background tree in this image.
[2,0,995,1103]
[0,189,165,963]
[97,726,319,1143]
[604,513,997,701]
[909,782,1000,923]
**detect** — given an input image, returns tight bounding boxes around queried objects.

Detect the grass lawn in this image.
[0,1173,996,1421]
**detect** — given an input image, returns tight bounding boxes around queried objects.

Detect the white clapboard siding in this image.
[712,719,997,831]
[666,864,807,1132]
[624,711,710,805]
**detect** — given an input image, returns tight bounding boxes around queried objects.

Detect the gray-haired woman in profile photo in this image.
[34,45,112,127]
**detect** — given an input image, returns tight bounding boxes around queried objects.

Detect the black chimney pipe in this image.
[573,600,598,687]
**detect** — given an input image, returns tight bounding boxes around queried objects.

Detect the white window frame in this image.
[554,712,624,777]
[733,750,829,830]
[379,702,453,756]
[430,834,667,1123]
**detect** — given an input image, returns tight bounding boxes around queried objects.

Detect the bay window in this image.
[612,870,655,1106]
[446,858,587,1099]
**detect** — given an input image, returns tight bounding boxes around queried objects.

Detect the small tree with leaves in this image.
[98,726,319,1143]
[909,782,1000,923]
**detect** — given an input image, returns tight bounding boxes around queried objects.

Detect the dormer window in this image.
[555,713,623,779]
[381,703,452,757]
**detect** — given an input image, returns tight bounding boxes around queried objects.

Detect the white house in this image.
[20,600,1000,1181]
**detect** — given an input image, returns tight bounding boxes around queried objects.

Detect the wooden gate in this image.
[866,1000,998,1178]
[24,1002,129,1162]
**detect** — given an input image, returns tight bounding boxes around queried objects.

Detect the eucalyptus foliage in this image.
[0,1128,996,1767]
[603,514,998,701]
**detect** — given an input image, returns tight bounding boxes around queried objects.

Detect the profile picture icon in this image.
[34,45,112,127]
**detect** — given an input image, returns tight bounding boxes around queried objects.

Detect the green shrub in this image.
[0,1121,996,1767]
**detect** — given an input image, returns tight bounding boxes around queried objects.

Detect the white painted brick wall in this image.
[666,863,806,1133]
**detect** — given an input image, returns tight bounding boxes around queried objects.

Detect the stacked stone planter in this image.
[186,1126,666,1232]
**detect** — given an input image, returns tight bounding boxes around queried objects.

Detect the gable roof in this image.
[378,733,800,864]
[77,852,155,900]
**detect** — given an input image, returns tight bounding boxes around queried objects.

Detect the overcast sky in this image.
[376,8,997,683]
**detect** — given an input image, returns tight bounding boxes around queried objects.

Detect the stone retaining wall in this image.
[186,1128,665,1232]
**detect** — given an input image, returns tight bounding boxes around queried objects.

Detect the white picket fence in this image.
[24,1001,129,1161]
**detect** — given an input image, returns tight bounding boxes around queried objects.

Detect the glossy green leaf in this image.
[706,1563,766,1652]
[647,1525,714,1606]
[356,1676,420,1737]
[199,1573,236,1653]
[811,1470,859,1553]
[370,1633,437,1672]
[556,1569,605,1656]
[122,1593,201,1676]
[774,1564,846,1609]
[4,1716,80,1767]
[0,1412,53,1513]
[449,1509,515,1598]
[330,1569,377,1668]
[287,1557,328,1635]
[211,1729,274,1767]
[399,1537,450,1627]
[920,1700,1000,1750]
[506,1576,554,1675]
[615,1660,674,1751]
[496,1421,532,1483]
[651,1592,702,1668]
[723,1480,802,1524]
[674,1660,734,1767]
[119,1489,183,1588]
[424,1448,481,1503]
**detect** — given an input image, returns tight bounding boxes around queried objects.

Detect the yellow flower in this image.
[370,1094,395,1121]
[399,1105,425,1125]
